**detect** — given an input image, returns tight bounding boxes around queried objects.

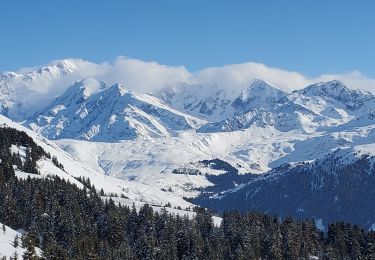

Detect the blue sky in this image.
[1,0,375,77]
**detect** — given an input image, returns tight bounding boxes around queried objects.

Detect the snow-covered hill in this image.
[0,222,42,258]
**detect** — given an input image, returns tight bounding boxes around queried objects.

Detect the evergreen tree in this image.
[13,234,19,248]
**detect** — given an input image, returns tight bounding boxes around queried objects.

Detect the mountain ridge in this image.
[26,78,205,141]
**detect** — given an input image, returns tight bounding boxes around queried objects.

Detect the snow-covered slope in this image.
[56,136,228,199]
[0,223,42,258]
[160,83,235,121]
[54,120,375,201]
[26,78,205,141]
[0,115,192,207]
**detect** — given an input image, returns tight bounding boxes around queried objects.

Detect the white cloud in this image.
[8,56,375,97]
[95,57,375,95]
[99,56,191,93]
[191,62,375,94]
[192,62,310,94]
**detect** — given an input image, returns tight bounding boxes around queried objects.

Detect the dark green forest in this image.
[1,127,375,259]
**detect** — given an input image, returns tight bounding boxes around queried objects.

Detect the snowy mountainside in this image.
[26,78,205,141]
[198,148,375,230]
[0,59,94,120]
[0,115,192,207]
[0,222,42,258]
[55,120,375,202]
[56,129,271,199]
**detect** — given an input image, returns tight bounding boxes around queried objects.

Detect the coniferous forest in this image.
[1,128,375,259]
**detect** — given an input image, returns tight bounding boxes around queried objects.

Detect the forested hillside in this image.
[200,150,375,230]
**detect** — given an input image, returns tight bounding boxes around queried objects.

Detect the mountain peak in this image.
[250,78,275,87]
[51,78,108,107]
[300,80,349,95]
[231,79,286,112]
[108,83,128,96]
[49,59,79,74]
[32,59,80,76]
[297,80,374,110]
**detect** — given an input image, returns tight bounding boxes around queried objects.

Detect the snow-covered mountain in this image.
[231,79,287,113]
[26,78,205,141]
[3,58,375,229]
[198,80,375,133]
[0,59,97,120]
[20,76,375,196]
[8,74,375,177]
[297,80,374,110]
[160,79,287,122]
